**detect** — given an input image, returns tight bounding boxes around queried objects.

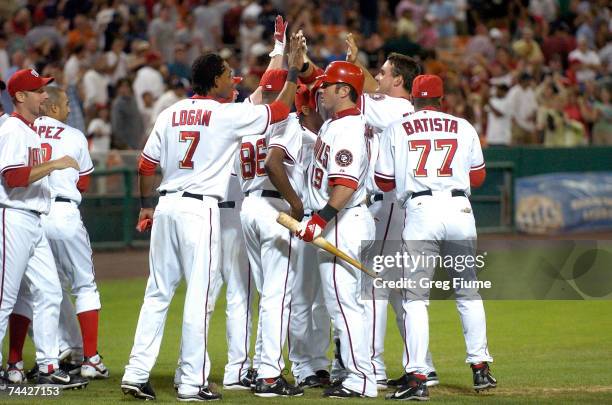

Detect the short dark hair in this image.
[387,53,422,92]
[414,97,441,110]
[192,53,225,96]
[336,83,358,103]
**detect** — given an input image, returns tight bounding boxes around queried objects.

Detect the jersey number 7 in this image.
[179,131,200,169]
[408,139,457,177]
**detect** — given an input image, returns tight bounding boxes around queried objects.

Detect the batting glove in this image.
[295,213,327,242]
[269,15,288,58]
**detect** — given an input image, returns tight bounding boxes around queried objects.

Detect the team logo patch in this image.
[30,69,40,77]
[335,149,353,167]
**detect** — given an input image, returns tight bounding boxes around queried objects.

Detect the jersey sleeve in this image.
[327,122,366,190]
[268,116,301,164]
[361,93,414,131]
[374,126,395,181]
[76,131,94,175]
[228,103,271,138]
[141,112,164,165]
[468,123,485,170]
[0,127,28,174]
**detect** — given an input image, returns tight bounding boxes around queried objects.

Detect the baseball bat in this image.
[277,212,378,279]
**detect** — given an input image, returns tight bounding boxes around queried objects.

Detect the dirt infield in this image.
[93,248,149,280]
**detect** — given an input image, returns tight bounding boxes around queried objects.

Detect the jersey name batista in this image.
[402,117,459,135]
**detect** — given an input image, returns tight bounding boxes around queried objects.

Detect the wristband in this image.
[300,61,310,73]
[287,67,299,83]
[318,203,338,222]
[140,196,155,209]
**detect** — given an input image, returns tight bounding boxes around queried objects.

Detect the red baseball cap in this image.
[295,84,314,111]
[411,74,443,98]
[260,69,287,92]
[7,69,54,97]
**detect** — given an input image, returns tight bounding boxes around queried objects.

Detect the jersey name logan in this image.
[171,108,212,127]
[403,117,459,135]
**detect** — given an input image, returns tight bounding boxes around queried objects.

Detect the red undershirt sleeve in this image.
[138,156,157,176]
[268,100,291,124]
[3,167,31,188]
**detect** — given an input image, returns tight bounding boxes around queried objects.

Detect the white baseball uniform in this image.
[12,116,98,361]
[236,113,303,380]
[375,107,493,375]
[207,174,255,385]
[307,107,377,397]
[0,113,62,371]
[268,113,331,383]
[360,93,437,380]
[123,95,275,396]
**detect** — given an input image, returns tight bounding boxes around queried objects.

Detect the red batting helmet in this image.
[316,61,364,96]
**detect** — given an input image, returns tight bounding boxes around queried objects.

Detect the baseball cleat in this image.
[121,380,156,400]
[299,374,323,388]
[0,369,8,390]
[177,386,221,401]
[472,362,497,392]
[323,385,363,398]
[386,373,429,401]
[254,376,303,397]
[316,370,331,386]
[7,361,26,384]
[58,348,74,362]
[377,379,389,390]
[223,375,252,391]
[426,371,439,387]
[26,364,39,381]
[247,369,257,389]
[60,360,82,375]
[81,353,109,379]
[387,373,408,387]
[37,368,89,390]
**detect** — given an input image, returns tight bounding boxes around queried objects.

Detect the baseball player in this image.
[375,75,495,401]
[295,61,377,398]
[235,68,305,397]
[121,37,302,401]
[7,86,106,382]
[0,69,87,388]
[265,83,331,388]
[345,38,440,388]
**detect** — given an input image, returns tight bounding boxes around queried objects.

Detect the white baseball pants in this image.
[123,194,220,396]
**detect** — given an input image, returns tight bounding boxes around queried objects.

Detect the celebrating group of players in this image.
[121,15,497,402]
[0,13,497,402]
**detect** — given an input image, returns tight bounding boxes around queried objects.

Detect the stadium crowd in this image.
[0,0,610,155]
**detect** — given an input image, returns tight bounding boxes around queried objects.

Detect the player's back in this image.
[235,132,274,194]
[146,97,271,199]
[388,109,483,201]
[35,116,93,204]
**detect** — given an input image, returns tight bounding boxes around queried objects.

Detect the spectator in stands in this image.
[508,72,539,145]
[105,37,128,88]
[569,36,602,86]
[82,55,110,117]
[428,0,456,48]
[485,84,512,146]
[151,77,187,121]
[167,43,191,82]
[240,13,265,70]
[88,105,112,155]
[140,91,155,135]
[542,23,576,66]
[528,0,558,23]
[111,78,144,149]
[132,50,165,112]
[66,14,96,52]
[592,87,612,145]
[0,33,9,81]
[64,43,88,86]
[148,4,175,63]
[512,26,544,68]
[465,24,496,61]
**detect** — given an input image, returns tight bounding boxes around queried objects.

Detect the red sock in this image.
[77,310,99,358]
[8,314,31,363]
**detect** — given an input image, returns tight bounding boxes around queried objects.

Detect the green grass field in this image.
[3,277,612,404]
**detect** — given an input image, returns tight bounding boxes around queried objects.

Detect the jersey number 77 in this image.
[408,138,457,177]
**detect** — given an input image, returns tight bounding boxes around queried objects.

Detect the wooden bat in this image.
[277,212,378,279]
